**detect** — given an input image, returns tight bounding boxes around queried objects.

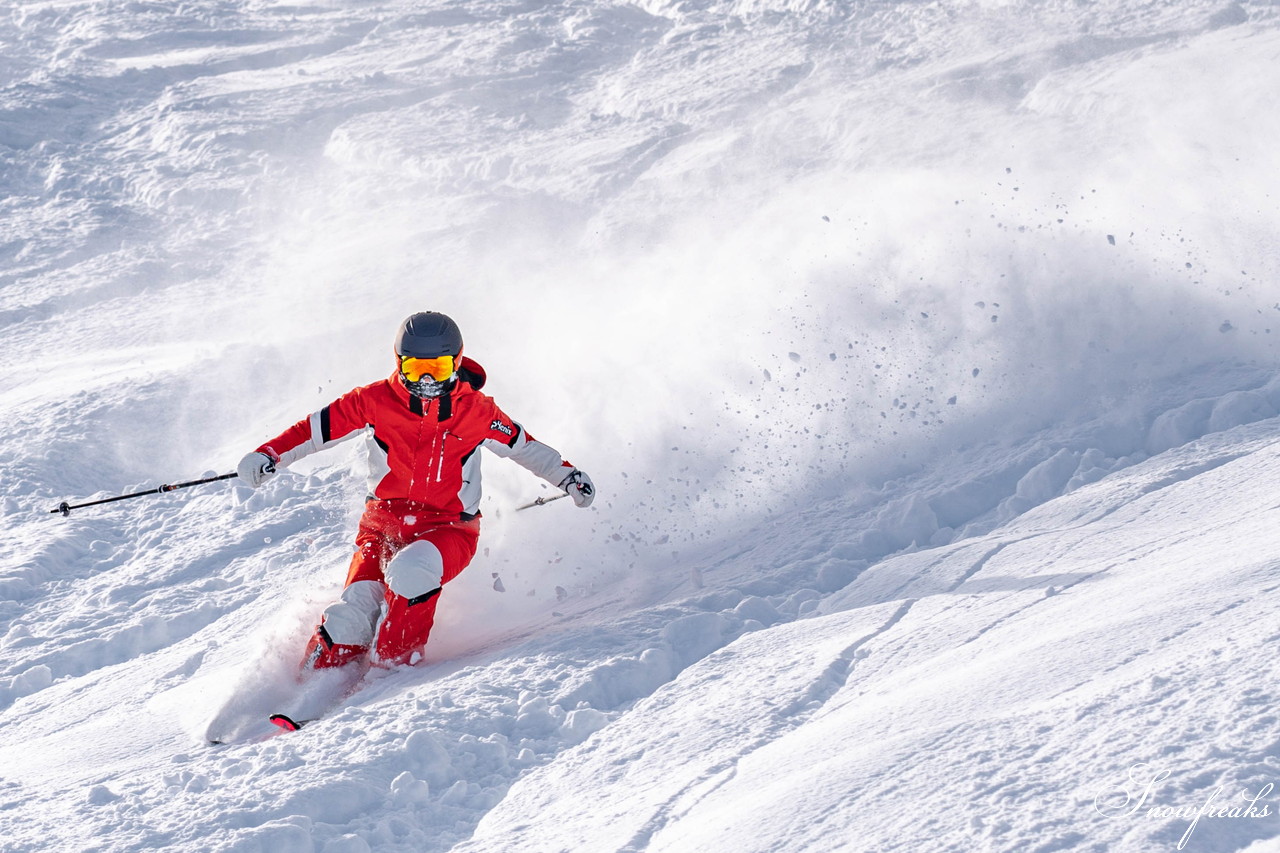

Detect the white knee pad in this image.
[320,580,386,646]
[383,540,445,600]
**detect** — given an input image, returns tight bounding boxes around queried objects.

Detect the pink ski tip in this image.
[269,714,303,732]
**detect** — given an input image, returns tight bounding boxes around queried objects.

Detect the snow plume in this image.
[143,1,1279,617]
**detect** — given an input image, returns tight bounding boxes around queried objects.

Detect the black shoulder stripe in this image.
[320,406,332,443]
[508,422,522,449]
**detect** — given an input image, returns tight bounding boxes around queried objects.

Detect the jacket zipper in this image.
[436,429,449,483]
[409,398,431,499]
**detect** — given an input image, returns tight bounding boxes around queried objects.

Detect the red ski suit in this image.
[257,358,576,667]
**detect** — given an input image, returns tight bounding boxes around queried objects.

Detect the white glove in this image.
[237,451,277,488]
[559,468,595,508]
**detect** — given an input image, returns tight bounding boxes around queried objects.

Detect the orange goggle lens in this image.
[400,355,455,383]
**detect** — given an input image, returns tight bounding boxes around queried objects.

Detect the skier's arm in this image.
[251,388,371,470]
[482,408,595,507]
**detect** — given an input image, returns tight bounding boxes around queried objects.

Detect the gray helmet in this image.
[395,312,463,400]
[395,312,463,359]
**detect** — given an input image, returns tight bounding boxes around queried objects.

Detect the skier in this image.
[236,311,595,674]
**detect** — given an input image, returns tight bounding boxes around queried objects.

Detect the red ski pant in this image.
[310,500,479,669]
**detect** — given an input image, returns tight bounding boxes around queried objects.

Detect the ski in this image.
[206,714,312,745]
[268,713,310,733]
[204,665,362,745]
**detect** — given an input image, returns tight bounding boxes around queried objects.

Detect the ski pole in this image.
[50,472,239,517]
[516,492,569,511]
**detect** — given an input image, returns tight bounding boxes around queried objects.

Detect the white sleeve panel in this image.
[484,426,570,486]
[277,410,362,468]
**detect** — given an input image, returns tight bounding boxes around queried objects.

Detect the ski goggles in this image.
[399,354,455,383]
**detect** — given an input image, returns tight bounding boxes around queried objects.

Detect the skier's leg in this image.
[375,582,442,667]
[375,539,445,666]
[302,579,386,670]
[374,522,478,666]
[301,530,390,672]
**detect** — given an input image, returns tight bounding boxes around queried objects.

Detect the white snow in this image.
[3,0,1280,851]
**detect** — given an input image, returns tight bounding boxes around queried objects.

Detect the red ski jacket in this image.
[256,358,575,521]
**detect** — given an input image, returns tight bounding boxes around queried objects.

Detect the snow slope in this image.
[3,0,1280,850]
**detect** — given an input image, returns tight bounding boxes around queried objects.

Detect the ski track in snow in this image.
[4,0,1280,851]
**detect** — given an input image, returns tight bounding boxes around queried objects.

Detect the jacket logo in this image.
[490,419,514,437]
